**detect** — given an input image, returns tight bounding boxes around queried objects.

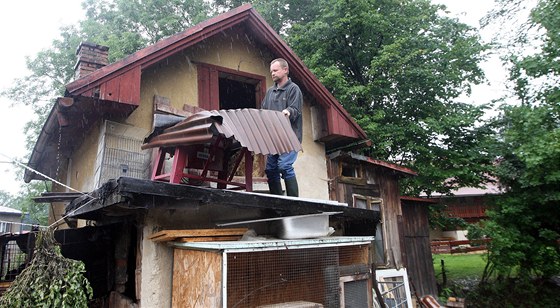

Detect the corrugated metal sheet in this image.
[142,109,302,155]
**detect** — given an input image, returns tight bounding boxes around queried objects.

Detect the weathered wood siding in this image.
[372,167,403,268]
[327,158,403,268]
[401,200,438,297]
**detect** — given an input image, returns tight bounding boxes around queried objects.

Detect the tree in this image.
[11,182,50,226]
[1,25,83,149]
[0,190,14,207]
[286,0,496,195]
[480,0,560,282]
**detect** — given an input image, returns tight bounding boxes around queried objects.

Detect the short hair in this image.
[271,58,289,70]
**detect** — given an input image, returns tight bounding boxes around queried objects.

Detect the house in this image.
[0,206,24,293]
[429,182,501,241]
[22,4,437,306]
[0,206,22,235]
[326,152,438,298]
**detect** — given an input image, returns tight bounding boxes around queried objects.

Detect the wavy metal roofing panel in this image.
[142,109,302,155]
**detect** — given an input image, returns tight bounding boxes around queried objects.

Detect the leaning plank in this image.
[149,228,247,242]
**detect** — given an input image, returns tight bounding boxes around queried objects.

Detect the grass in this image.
[432,253,487,283]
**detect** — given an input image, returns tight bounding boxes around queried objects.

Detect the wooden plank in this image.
[176,235,242,242]
[154,95,192,117]
[149,228,248,242]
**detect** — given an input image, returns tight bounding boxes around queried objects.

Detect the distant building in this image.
[0,206,25,292]
[0,206,22,234]
[429,181,502,240]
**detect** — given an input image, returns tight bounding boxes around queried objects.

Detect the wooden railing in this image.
[431,239,490,254]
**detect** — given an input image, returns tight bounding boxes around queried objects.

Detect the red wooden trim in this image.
[209,68,219,110]
[197,65,211,110]
[195,62,265,81]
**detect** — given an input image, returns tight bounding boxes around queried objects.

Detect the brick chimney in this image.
[74,42,109,79]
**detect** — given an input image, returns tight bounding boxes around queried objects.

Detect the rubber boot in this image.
[268,180,283,195]
[284,177,299,197]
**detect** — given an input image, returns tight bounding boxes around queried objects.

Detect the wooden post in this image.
[244,150,253,192]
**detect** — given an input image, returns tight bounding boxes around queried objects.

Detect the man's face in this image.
[270,61,288,83]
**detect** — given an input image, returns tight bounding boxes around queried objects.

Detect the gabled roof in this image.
[400,196,439,204]
[65,4,365,140]
[26,4,366,182]
[0,206,22,215]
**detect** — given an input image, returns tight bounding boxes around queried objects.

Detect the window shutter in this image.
[197,65,219,110]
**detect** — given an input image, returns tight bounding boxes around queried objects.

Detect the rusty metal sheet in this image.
[142,109,302,155]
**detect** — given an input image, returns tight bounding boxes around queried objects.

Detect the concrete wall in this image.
[139,214,174,308]
[139,208,216,307]
[293,103,329,200]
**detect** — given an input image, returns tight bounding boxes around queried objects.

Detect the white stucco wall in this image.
[293,103,329,200]
[139,215,174,308]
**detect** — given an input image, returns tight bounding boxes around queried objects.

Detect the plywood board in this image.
[172,249,223,307]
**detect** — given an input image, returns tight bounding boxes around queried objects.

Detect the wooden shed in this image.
[326,151,417,269]
[326,151,439,299]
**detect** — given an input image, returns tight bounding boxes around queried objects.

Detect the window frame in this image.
[196,62,266,111]
[353,194,389,266]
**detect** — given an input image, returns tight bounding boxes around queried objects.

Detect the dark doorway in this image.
[219,73,258,110]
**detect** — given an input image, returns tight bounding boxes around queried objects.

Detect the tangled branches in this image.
[0,228,92,307]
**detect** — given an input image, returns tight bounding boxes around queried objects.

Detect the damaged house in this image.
[20,4,437,307]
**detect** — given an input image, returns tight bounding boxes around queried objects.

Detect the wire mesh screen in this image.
[227,247,340,308]
[95,133,151,187]
[343,279,369,308]
[0,240,27,282]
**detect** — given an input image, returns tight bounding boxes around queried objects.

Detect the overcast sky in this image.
[0,0,505,196]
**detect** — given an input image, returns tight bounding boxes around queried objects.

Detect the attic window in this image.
[341,162,360,178]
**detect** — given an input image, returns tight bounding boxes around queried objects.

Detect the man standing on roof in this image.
[261,58,303,197]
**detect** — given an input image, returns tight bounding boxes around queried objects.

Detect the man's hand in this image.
[282,109,290,117]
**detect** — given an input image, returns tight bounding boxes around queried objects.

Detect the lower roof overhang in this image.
[24,96,138,183]
[66,177,380,235]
